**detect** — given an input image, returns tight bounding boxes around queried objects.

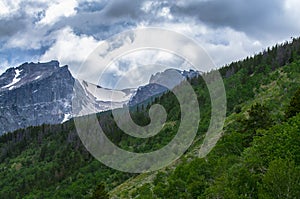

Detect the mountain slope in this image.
[0,62,199,134]
[129,68,200,106]
[110,60,300,198]
[0,61,74,134]
[0,37,300,198]
[0,59,299,198]
[77,79,136,111]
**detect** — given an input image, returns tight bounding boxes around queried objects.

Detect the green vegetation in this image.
[91,183,109,199]
[286,87,300,118]
[1,37,300,198]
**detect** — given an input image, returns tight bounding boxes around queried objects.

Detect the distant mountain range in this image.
[0,61,200,134]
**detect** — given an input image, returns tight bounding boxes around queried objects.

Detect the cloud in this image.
[136,21,264,68]
[0,13,28,39]
[0,0,23,16]
[1,0,300,89]
[102,50,188,89]
[38,0,78,25]
[0,1,53,45]
[169,0,300,39]
[40,26,102,73]
[200,27,264,67]
[52,10,136,40]
[102,0,143,20]
[0,1,10,16]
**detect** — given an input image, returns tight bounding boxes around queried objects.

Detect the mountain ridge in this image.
[0,61,200,134]
[0,36,300,198]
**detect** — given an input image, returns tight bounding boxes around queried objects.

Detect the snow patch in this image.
[1,69,22,90]
[35,75,42,80]
[64,101,70,108]
[61,113,71,123]
[79,80,133,103]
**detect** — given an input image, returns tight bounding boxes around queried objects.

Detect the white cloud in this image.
[0,0,51,17]
[0,60,10,75]
[159,7,173,19]
[38,0,78,25]
[106,50,189,89]
[1,0,300,90]
[284,0,300,28]
[0,1,10,16]
[40,27,101,73]
[38,24,266,89]
[284,0,300,10]
[0,0,23,16]
[138,21,266,68]
[4,24,55,50]
[141,1,173,19]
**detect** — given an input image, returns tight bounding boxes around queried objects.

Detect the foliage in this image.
[90,183,109,199]
[1,37,300,198]
[259,159,300,199]
[285,87,300,118]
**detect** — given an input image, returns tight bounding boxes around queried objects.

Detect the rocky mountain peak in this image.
[0,61,74,134]
[0,61,200,134]
[0,60,64,92]
[129,68,200,106]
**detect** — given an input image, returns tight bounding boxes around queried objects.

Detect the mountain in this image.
[0,62,198,135]
[0,61,136,135]
[73,79,136,116]
[129,68,200,106]
[0,61,74,134]
[0,37,300,198]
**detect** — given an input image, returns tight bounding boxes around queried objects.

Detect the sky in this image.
[0,0,300,89]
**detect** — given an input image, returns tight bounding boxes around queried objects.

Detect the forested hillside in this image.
[1,38,300,198]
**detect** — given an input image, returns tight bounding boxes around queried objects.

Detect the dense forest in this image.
[1,37,300,198]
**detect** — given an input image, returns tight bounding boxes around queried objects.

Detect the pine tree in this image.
[286,88,300,118]
[91,183,109,199]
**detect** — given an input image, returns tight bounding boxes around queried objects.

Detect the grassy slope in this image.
[1,38,300,198]
[109,61,300,198]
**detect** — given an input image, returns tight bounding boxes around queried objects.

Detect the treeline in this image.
[114,37,300,198]
[220,37,300,78]
[0,37,300,198]
[130,85,300,199]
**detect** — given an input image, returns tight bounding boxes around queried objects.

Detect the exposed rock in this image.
[129,68,200,106]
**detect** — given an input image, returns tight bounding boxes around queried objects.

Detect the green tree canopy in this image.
[286,87,300,118]
[91,183,109,199]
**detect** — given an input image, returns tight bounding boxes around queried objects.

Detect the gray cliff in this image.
[0,61,74,134]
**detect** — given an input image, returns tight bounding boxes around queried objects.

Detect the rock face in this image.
[129,68,200,106]
[72,79,136,116]
[0,61,136,135]
[0,61,74,134]
[0,62,199,135]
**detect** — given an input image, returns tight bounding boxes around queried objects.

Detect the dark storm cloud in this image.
[0,0,295,43]
[0,14,29,39]
[102,0,144,19]
[1,0,300,75]
[170,0,290,37]
[60,0,293,39]
[76,0,108,13]
[0,0,49,40]
[52,10,136,40]
[48,0,144,40]
[53,0,173,40]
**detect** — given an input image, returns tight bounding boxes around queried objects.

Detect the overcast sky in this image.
[1,0,300,88]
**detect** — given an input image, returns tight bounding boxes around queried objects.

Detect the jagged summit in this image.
[129,68,200,106]
[0,61,135,134]
[149,68,200,86]
[0,61,74,134]
[0,61,200,134]
[0,61,65,92]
